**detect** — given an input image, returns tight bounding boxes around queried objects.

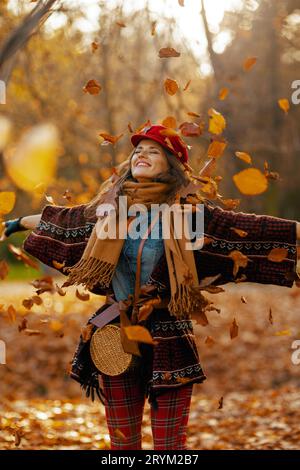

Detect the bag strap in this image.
[131,211,160,324]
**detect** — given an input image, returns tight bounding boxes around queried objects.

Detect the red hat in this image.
[130,124,189,163]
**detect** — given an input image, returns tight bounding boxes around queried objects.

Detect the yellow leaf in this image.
[208,108,226,135]
[274,329,291,336]
[233,168,268,195]
[0,191,16,215]
[228,250,249,277]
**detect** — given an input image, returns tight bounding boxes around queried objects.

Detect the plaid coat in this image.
[22,201,298,406]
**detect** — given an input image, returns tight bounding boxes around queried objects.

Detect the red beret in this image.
[131,124,189,163]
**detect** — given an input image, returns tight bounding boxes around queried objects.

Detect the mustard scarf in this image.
[63,179,201,319]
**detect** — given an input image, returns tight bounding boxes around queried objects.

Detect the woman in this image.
[1,124,300,450]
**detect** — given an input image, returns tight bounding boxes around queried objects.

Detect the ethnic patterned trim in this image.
[151,319,194,333]
[207,235,297,254]
[153,363,204,381]
[37,220,95,238]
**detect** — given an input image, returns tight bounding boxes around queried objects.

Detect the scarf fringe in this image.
[63,257,115,290]
[168,284,196,319]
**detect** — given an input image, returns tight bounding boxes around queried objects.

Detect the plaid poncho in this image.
[23,201,298,407]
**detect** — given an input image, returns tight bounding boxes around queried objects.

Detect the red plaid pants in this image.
[100,370,193,450]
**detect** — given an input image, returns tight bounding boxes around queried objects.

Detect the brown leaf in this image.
[179,121,203,137]
[230,318,239,339]
[75,289,90,301]
[243,56,257,71]
[23,329,42,336]
[98,132,123,145]
[22,298,34,310]
[8,244,39,269]
[0,259,9,280]
[18,318,28,332]
[7,304,16,323]
[241,296,247,304]
[114,428,127,441]
[158,47,181,58]
[83,79,102,95]
[269,307,273,325]
[218,396,224,409]
[183,79,191,91]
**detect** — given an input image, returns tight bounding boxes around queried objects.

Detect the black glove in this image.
[4,217,27,237]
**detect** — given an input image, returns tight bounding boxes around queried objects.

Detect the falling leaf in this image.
[138,298,161,322]
[52,260,66,269]
[151,20,157,36]
[269,308,273,325]
[241,296,247,303]
[18,318,28,332]
[230,227,248,238]
[116,21,126,28]
[83,79,102,95]
[187,111,201,118]
[219,87,229,100]
[230,318,239,339]
[164,78,179,95]
[183,79,191,91]
[22,298,34,310]
[0,259,9,280]
[228,250,249,277]
[233,168,268,196]
[3,124,61,193]
[218,396,224,409]
[55,284,66,296]
[158,47,181,58]
[208,108,226,135]
[98,132,124,145]
[207,140,227,158]
[49,320,64,332]
[8,244,39,270]
[179,121,203,137]
[0,191,16,215]
[76,289,90,301]
[220,198,241,210]
[205,336,216,347]
[124,325,156,345]
[91,41,99,53]
[278,98,289,114]
[267,247,288,263]
[178,0,185,6]
[243,57,257,71]
[162,116,177,129]
[7,304,16,323]
[235,151,252,165]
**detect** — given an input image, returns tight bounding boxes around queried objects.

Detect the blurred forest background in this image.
[0,0,300,450]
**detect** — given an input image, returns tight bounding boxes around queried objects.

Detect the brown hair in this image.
[83,148,191,221]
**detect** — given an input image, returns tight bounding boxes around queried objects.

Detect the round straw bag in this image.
[90,324,139,376]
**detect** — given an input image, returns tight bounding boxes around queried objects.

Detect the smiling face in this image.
[131,139,170,181]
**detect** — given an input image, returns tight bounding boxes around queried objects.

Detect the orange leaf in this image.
[207,140,227,158]
[164,78,179,95]
[235,151,252,165]
[243,57,257,71]
[228,250,249,277]
[124,325,156,345]
[219,87,229,100]
[278,98,290,114]
[158,47,181,58]
[161,116,177,129]
[230,227,248,238]
[267,247,288,262]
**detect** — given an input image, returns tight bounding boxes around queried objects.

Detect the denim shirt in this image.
[111,211,164,302]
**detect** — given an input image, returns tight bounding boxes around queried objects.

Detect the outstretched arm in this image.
[194,203,299,287]
[0,214,42,241]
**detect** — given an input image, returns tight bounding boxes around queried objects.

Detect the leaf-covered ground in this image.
[1,277,300,449]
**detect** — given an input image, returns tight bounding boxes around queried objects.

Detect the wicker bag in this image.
[90,323,140,376]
